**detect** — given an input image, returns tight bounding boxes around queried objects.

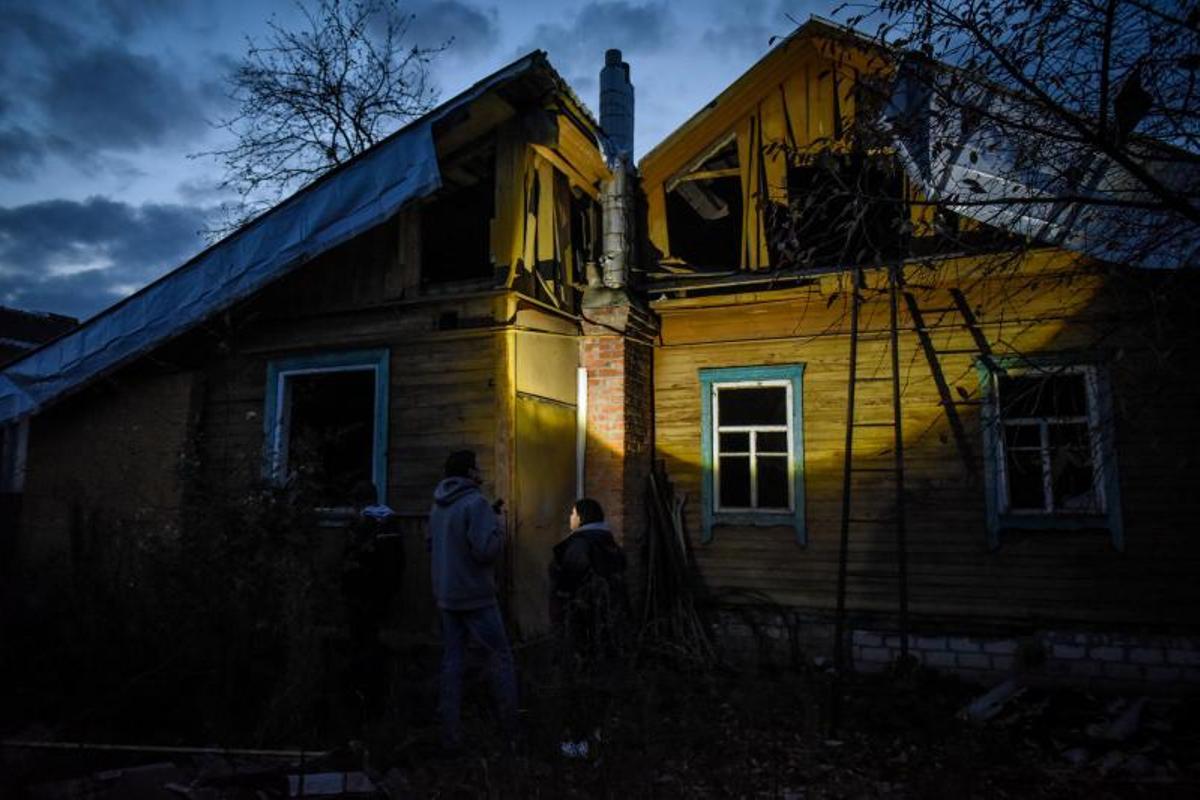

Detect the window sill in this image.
[707,510,806,547]
[996,513,1109,532]
[713,511,796,527]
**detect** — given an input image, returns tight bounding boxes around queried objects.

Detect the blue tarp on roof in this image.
[0,54,543,425]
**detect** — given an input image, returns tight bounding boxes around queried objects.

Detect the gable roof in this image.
[643,16,1197,272]
[0,51,586,425]
[639,17,876,187]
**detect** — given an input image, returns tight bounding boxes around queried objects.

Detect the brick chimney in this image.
[580,49,657,563]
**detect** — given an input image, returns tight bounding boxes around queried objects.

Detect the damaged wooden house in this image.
[2,19,1199,689]
[0,51,618,640]
[638,19,1200,684]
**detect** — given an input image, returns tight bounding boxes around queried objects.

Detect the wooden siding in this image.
[653,251,1200,632]
[199,293,506,515]
[18,367,200,570]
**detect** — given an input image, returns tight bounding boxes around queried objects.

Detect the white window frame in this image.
[699,364,807,545]
[994,364,1106,516]
[712,379,796,514]
[978,357,1123,550]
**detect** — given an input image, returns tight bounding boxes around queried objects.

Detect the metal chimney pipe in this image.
[599,49,634,165]
[599,49,635,290]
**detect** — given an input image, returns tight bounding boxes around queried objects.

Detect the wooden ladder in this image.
[831,266,911,728]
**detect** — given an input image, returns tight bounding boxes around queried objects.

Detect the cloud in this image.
[0,197,212,319]
[0,128,57,180]
[699,21,775,56]
[39,47,215,152]
[0,3,223,184]
[520,2,672,73]
[408,1,499,57]
[95,0,175,36]
[698,0,822,57]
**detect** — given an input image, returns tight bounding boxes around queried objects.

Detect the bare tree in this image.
[834,0,1200,270]
[197,0,448,234]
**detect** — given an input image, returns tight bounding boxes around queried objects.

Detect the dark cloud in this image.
[39,47,214,151]
[0,3,223,183]
[0,128,54,180]
[699,1,819,57]
[521,2,671,71]
[700,21,775,56]
[408,1,499,57]
[96,0,175,36]
[0,197,212,319]
[0,127,145,182]
[0,6,79,54]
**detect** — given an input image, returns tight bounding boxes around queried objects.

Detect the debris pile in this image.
[8,670,1198,798]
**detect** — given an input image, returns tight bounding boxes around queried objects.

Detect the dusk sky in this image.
[0,0,829,322]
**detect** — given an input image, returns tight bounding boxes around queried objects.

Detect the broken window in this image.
[700,365,807,545]
[979,360,1123,547]
[772,152,907,270]
[569,183,599,286]
[665,137,743,269]
[421,147,495,285]
[994,368,1106,515]
[265,350,388,508]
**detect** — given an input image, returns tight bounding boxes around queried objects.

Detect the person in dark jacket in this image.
[548,497,628,758]
[341,480,404,718]
[427,450,517,751]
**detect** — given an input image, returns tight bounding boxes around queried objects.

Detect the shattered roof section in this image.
[886,54,1200,270]
[0,52,560,425]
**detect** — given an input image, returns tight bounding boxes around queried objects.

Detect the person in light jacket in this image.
[427,449,517,751]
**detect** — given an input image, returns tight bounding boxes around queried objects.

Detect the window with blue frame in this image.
[264,349,389,507]
[700,365,806,544]
[978,359,1123,549]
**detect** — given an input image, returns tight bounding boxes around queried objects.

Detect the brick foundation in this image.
[705,608,1200,690]
[851,628,1200,690]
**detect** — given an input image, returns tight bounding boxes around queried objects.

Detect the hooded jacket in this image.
[550,521,625,597]
[428,477,503,610]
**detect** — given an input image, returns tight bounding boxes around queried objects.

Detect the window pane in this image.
[1003,423,1041,450]
[1005,449,1046,511]
[757,431,789,453]
[999,373,1088,418]
[757,455,789,509]
[288,370,375,506]
[718,456,751,507]
[718,386,787,426]
[719,431,750,453]
[1050,423,1098,511]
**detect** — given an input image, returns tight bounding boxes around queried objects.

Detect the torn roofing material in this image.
[0,52,564,426]
[886,53,1200,270]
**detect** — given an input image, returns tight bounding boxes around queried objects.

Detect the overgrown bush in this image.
[1,476,343,747]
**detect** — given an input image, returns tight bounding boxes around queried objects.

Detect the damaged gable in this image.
[641,20,895,273]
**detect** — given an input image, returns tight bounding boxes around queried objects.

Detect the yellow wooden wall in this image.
[491,115,605,299]
[653,250,1200,630]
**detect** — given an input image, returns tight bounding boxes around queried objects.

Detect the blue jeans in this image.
[439,605,518,746]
